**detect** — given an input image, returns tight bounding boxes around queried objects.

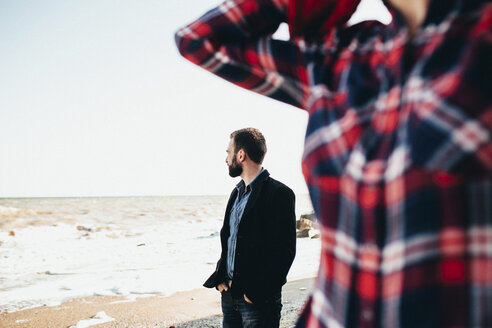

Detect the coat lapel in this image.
[240,170,270,222]
[223,188,238,233]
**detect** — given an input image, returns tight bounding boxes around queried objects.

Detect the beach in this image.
[0,196,320,326]
[0,277,314,328]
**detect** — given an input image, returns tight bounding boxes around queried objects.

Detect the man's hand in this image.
[243,294,253,304]
[217,283,229,293]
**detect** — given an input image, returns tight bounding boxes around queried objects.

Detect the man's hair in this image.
[230,128,267,164]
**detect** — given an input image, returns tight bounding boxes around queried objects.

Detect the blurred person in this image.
[176,0,492,327]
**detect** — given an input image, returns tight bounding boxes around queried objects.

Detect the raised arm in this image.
[175,0,310,109]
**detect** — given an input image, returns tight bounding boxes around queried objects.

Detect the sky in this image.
[0,0,390,198]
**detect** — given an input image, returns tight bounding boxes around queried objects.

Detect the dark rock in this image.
[76,225,92,232]
[296,229,310,238]
[296,218,313,231]
[299,212,318,229]
[300,212,316,221]
[197,231,219,239]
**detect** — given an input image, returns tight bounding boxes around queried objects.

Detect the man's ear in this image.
[237,149,246,162]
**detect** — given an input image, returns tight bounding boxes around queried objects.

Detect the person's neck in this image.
[388,0,431,37]
[241,165,263,188]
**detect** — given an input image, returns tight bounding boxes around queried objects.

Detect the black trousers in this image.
[221,290,282,328]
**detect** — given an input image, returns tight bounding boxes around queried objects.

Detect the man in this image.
[176,0,492,327]
[203,128,296,328]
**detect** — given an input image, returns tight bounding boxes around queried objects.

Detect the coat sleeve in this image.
[174,0,310,109]
[246,185,297,303]
[269,186,297,290]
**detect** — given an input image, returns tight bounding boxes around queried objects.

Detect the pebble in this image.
[76,225,91,232]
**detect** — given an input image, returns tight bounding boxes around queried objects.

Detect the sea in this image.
[0,195,320,313]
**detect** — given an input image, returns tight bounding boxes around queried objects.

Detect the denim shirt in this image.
[226,168,264,279]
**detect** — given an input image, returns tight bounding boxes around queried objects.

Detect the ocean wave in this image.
[0,206,52,219]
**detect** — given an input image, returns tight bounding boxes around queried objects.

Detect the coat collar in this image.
[240,169,269,222]
[251,168,270,185]
[225,169,270,217]
[235,167,266,195]
[226,169,270,224]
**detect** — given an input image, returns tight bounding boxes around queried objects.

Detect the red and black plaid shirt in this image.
[176,0,492,326]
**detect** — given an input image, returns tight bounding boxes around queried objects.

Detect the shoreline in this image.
[0,196,319,315]
[0,277,315,328]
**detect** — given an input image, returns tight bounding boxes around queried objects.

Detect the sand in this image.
[0,277,314,328]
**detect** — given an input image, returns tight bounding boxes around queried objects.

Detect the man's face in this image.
[226,139,242,178]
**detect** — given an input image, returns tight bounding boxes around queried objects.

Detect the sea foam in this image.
[0,196,319,313]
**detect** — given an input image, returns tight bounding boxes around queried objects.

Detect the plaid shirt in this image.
[175,0,492,326]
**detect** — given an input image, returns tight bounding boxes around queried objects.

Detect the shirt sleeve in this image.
[175,0,310,109]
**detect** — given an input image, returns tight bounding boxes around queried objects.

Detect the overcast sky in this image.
[0,0,390,197]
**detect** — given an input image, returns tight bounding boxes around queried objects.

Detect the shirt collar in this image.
[235,167,265,194]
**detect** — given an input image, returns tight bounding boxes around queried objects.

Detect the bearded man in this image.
[203,128,297,328]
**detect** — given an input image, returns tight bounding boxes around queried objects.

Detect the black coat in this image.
[203,170,297,304]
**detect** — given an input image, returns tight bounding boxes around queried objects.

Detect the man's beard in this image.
[228,156,243,177]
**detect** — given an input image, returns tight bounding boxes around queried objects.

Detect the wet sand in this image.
[0,277,314,328]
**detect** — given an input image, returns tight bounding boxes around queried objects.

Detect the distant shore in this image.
[0,277,314,328]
